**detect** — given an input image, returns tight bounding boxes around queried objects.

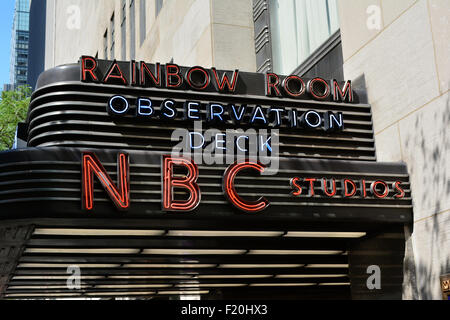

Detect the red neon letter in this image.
[140,62,161,87]
[223,161,270,213]
[343,179,357,197]
[80,56,98,82]
[162,155,200,212]
[211,68,239,92]
[322,178,337,197]
[332,80,353,102]
[393,181,405,199]
[290,177,302,196]
[282,75,305,97]
[186,67,210,90]
[361,179,367,198]
[265,73,281,96]
[103,61,128,85]
[371,180,389,198]
[82,152,130,211]
[307,78,330,100]
[166,64,183,88]
[304,178,317,197]
[130,60,137,85]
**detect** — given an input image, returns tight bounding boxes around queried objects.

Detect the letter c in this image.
[223,161,270,213]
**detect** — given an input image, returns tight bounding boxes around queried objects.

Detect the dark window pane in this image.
[140,0,146,45]
[129,0,135,60]
[269,0,340,74]
[156,0,163,17]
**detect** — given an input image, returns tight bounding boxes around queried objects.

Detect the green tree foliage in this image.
[0,86,31,150]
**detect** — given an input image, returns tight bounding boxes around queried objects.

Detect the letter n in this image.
[82,152,130,211]
[162,155,200,212]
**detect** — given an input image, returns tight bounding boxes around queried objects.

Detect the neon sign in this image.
[81,152,130,211]
[162,155,200,212]
[290,177,405,199]
[81,56,239,93]
[106,96,345,133]
[80,56,354,102]
[223,161,270,213]
[81,153,406,213]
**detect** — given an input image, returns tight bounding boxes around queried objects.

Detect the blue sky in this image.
[0,0,15,87]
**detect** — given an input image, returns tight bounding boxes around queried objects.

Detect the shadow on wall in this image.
[415,256,450,300]
[404,89,450,300]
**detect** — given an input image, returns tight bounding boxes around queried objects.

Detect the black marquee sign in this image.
[0,57,412,221]
[0,57,413,300]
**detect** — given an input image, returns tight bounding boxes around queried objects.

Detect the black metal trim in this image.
[291,30,342,77]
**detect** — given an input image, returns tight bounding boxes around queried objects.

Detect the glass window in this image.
[269,0,340,75]
[129,0,136,60]
[140,0,146,45]
[156,0,163,17]
[110,13,115,59]
[121,0,126,60]
[103,30,108,59]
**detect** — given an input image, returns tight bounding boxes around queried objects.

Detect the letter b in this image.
[162,156,200,212]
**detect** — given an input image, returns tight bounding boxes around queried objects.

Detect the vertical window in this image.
[140,0,146,45]
[103,30,108,59]
[110,13,115,60]
[121,0,127,60]
[129,0,136,60]
[156,0,163,17]
[269,0,340,74]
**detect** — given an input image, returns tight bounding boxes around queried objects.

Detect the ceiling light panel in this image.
[197,275,273,279]
[142,249,246,255]
[122,264,216,268]
[249,283,316,287]
[247,250,343,255]
[108,275,192,279]
[85,291,156,296]
[12,275,105,280]
[285,232,366,238]
[157,290,209,295]
[24,248,140,254]
[8,285,90,290]
[167,230,284,237]
[33,229,165,236]
[219,264,304,268]
[17,263,121,268]
[306,264,349,268]
[175,283,247,288]
[95,284,172,289]
[5,293,82,297]
[275,274,348,278]
[319,282,351,286]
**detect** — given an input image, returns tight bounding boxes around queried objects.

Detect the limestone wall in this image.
[338,0,450,299]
